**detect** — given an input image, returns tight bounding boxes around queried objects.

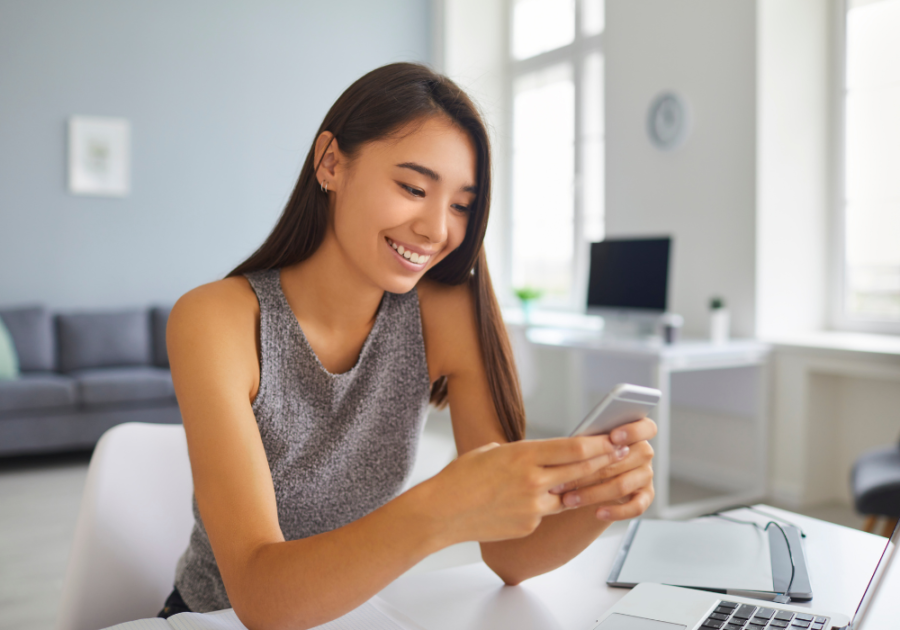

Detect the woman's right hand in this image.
[419,435,625,544]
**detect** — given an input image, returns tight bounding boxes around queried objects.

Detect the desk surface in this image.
[378,506,897,630]
[110,507,897,630]
[525,327,770,364]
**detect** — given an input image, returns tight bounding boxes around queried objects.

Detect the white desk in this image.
[520,327,771,519]
[379,506,897,630]
[108,507,898,630]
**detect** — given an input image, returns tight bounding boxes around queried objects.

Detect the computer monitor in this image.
[586,237,671,313]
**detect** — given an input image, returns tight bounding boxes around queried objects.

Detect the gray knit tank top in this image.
[173,269,432,612]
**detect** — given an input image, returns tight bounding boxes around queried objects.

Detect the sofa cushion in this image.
[72,367,175,406]
[57,310,152,373]
[0,373,77,414]
[0,306,56,372]
[0,317,19,380]
[151,306,171,368]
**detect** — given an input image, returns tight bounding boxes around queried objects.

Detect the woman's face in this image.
[324,115,477,295]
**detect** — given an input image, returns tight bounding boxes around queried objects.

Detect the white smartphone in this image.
[569,383,661,437]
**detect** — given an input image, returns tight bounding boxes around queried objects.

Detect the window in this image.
[509,0,604,308]
[839,0,900,330]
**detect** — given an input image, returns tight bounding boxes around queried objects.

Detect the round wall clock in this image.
[647,92,690,151]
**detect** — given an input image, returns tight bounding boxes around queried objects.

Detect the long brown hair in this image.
[229,62,525,442]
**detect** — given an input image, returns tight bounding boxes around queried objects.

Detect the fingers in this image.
[526,435,616,466]
[610,417,658,447]
[559,464,654,509]
[540,451,618,491]
[549,444,632,494]
[550,439,654,495]
[595,485,655,522]
[591,440,655,482]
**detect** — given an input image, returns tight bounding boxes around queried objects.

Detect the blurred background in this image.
[2,0,900,628]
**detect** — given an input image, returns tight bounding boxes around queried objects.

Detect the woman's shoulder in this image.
[174,276,258,316]
[169,276,260,344]
[417,277,474,328]
[417,277,478,378]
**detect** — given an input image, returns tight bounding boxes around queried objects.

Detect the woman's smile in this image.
[385,236,436,270]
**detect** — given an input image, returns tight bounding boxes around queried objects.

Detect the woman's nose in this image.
[412,200,449,244]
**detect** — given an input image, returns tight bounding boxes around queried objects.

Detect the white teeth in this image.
[388,238,429,265]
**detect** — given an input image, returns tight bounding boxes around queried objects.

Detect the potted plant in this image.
[709,296,729,344]
[514,287,543,324]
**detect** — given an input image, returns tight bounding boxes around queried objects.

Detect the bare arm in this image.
[418,279,656,585]
[169,279,617,629]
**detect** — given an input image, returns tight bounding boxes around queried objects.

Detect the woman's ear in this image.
[314,131,342,188]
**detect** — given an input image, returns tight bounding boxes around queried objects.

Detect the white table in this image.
[521,327,771,519]
[378,506,897,630]
[108,507,897,630]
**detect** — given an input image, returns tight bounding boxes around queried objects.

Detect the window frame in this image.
[831,0,900,335]
[505,0,605,311]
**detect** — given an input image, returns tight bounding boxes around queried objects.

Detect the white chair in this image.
[56,422,194,630]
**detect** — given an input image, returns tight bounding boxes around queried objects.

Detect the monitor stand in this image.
[590,309,662,340]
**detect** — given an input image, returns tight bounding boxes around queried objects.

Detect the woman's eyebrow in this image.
[395,162,477,193]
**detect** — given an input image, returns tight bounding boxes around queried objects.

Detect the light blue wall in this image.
[0,0,431,309]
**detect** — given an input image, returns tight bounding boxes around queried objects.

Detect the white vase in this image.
[710,308,730,345]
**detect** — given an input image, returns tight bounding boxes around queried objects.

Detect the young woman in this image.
[160,63,656,629]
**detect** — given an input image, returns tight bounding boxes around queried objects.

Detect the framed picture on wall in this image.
[68,116,131,197]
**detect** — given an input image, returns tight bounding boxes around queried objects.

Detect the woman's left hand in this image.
[550,417,657,521]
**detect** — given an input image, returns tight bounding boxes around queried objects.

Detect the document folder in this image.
[607,519,813,601]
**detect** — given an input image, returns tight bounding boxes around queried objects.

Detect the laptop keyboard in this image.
[701,601,829,630]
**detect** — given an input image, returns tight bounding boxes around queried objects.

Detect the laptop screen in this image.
[851,519,899,629]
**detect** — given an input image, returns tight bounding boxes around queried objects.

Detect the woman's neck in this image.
[279,232,385,336]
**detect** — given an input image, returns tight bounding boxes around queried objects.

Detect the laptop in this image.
[590,518,898,630]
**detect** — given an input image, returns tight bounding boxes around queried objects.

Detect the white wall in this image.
[440,0,759,431]
[756,0,833,337]
[440,0,511,299]
[771,344,900,507]
[605,0,758,339]
[0,0,431,310]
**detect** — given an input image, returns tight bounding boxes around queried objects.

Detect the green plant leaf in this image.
[514,287,543,302]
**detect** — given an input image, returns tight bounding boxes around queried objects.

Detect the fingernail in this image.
[613,430,626,444]
[550,484,565,494]
[615,445,629,460]
[597,508,610,520]
[564,493,581,507]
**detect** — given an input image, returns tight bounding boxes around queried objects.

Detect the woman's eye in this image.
[400,183,424,197]
[398,182,469,212]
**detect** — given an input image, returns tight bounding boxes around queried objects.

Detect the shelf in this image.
[766,331,900,357]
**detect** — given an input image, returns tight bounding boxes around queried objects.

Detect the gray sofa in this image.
[0,305,181,457]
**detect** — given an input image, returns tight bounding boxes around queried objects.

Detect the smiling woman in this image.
[161,63,657,629]
[311,118,476,296]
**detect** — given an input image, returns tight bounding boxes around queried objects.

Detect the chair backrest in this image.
[56,422,194,630]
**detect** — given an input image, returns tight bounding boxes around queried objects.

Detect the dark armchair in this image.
[852,436,900,537]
